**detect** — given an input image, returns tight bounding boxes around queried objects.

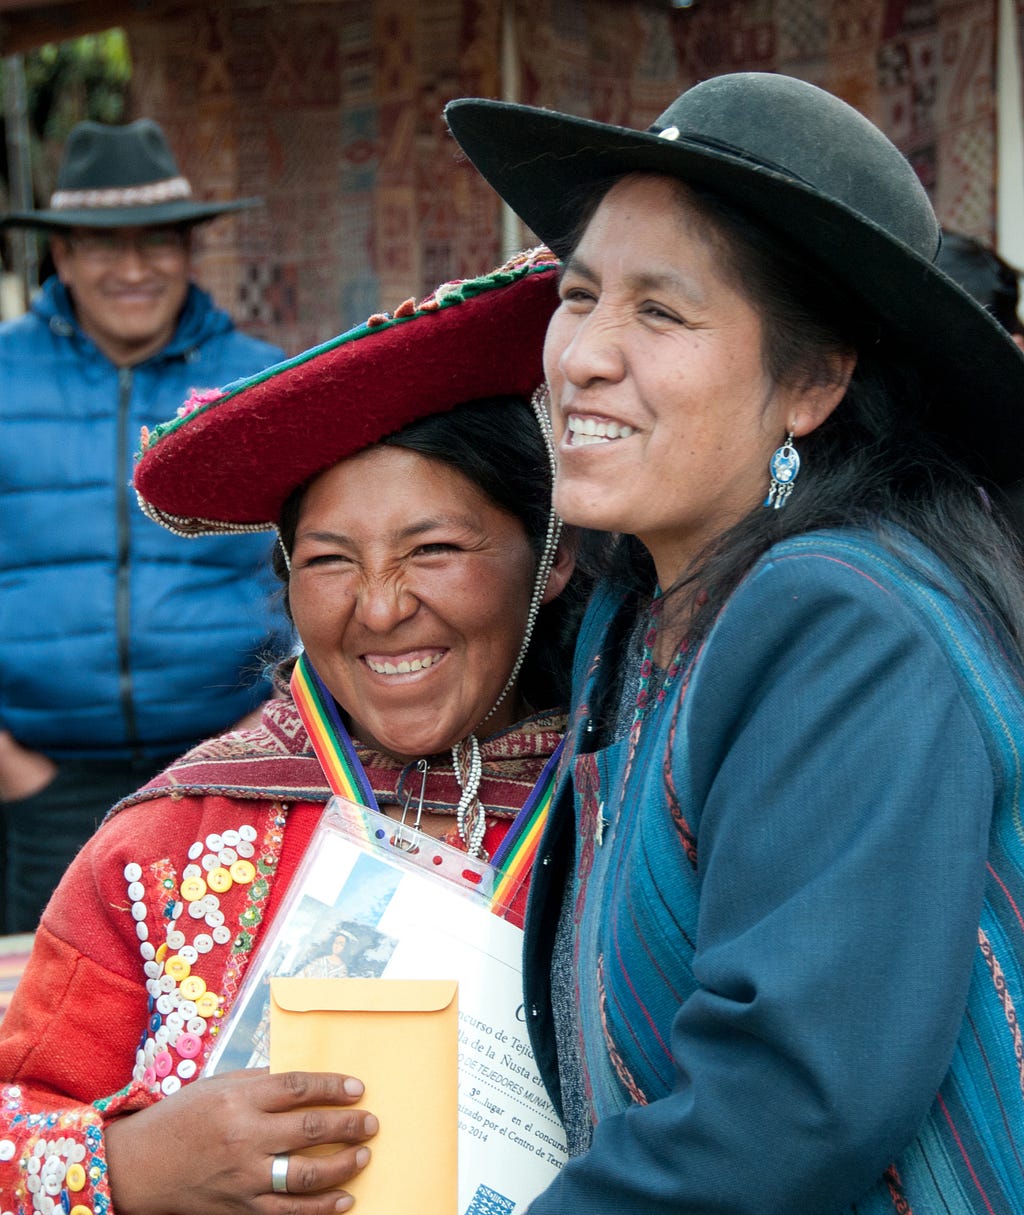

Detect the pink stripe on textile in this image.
[937,1092,998,1214]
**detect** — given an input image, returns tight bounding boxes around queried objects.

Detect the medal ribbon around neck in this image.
[290,649,563,911]
[290,650,379,809]
[489,740,563,909]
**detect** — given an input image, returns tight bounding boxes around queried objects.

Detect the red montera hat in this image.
[134,246,560,536]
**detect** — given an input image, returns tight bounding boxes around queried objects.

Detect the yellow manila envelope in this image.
[270,976,458,1212]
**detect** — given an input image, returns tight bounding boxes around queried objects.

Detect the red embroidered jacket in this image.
[0,699,563,1215]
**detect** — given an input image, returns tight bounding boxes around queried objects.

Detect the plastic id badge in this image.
[206,796,506,1075]
[204,796,567,1213]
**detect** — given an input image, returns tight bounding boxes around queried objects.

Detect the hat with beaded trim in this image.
[2,118,261,231]
[133,246,561,537]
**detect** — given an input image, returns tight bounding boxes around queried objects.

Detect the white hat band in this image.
[49,176,193,211]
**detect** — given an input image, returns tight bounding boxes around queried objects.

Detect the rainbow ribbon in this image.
[289,650,563,913]
[290,651,378,808]
[489,743,562,911]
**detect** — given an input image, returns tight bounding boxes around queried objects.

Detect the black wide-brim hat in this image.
[1,118,260,230]
[446,72,1024,487]
[134,247,560,536]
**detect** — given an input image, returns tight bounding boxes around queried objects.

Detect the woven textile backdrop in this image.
[130,0,505,354]
[128,0,1000,357]
[514,0,998,243]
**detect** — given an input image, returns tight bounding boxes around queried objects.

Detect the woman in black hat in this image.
[443,73,1024,1212]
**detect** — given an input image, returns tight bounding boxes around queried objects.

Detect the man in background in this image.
[0,118,290,932]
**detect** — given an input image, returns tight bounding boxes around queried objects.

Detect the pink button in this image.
[176,1032,202,1059]
[143,1066,157,1086]
[154,1049,173,1078]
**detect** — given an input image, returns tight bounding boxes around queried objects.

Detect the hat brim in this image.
[134,256,560,535]
[445,99,1024,487]
[1,197,261,230]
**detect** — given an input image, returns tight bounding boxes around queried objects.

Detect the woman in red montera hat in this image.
[0,247,581,1214]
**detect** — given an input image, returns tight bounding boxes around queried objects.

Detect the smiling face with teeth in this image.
[544,174,846,589]
[287,445,540,762]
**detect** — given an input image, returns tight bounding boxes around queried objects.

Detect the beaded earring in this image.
[453,734,486,858]
[275,530,292,572]
[450,383,565,859]
[764,432,800,509]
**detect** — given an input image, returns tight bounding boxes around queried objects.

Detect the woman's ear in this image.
[540,539,576,605]
[790,348,857,439]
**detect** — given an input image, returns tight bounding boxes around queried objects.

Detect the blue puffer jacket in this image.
[0,276,292,760]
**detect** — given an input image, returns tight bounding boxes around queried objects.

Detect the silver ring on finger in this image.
[271,1153,290,1194]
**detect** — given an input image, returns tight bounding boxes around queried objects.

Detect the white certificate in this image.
[206,797,567,1213]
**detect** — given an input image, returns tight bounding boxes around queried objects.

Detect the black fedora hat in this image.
[445,72,1024,487]
[1,118,261,230]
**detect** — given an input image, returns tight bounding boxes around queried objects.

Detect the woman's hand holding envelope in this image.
[104,1067,377,1214]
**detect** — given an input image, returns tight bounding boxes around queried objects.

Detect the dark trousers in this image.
[1,755,171,934]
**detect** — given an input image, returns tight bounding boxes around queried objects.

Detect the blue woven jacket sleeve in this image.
[527,543,994,1214]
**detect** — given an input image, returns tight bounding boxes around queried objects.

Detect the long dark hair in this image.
[574,177,1024,659]
[275,395,588,711]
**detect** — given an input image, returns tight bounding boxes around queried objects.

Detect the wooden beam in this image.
[0,0,196,54]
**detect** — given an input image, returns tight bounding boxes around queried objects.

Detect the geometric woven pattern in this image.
[127,0,1000,358]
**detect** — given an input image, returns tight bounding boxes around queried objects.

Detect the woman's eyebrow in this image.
[559,254,588,284]
[561,253,706,306]
[628,268,706,308]
[391,515,481,541]
[295,515,480,547]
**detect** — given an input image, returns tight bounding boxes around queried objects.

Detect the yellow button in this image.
[229,859,256,884]
[195,991,221,1017]
[164,955,191,981]
[66,1164,86,1192]
[180,975,207,1001]
[70,1206,92,1215]
[155,942,169,962]
[207,867,233,893]
[180,876,207,901]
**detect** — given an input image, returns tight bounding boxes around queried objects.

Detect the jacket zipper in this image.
[116,365,140,754]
